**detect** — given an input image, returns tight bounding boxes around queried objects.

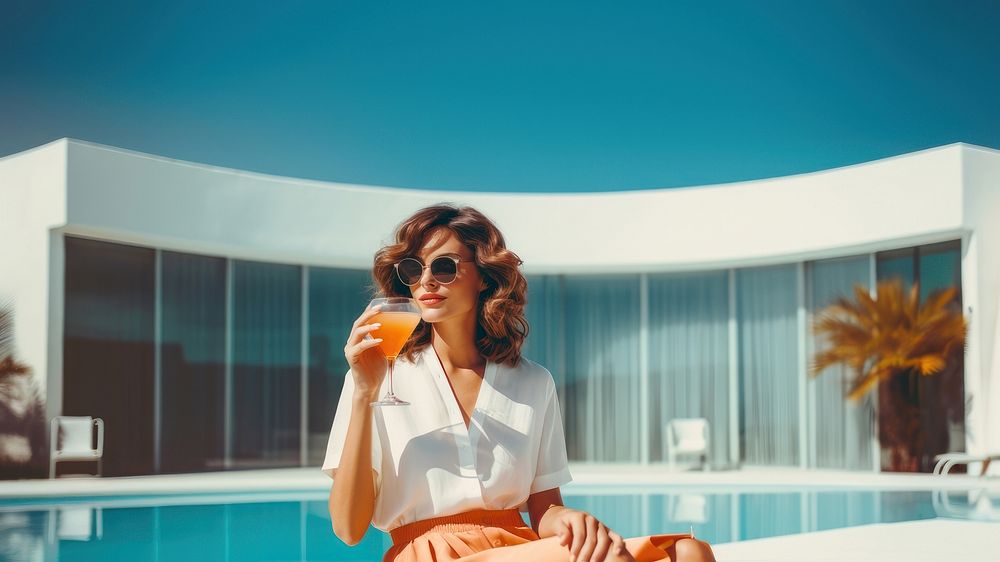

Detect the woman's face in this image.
[408,228,487,325]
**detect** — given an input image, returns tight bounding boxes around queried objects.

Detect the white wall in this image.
[64,140,966,274]
[0,140,67,400]
[962,146,1000,465]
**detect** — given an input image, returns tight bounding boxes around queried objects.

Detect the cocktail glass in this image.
[367,297,422,406]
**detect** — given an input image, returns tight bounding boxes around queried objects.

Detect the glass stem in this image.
[386,357,396,397]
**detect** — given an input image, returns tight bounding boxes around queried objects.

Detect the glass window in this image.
[523,274,566,387]
[737,264,799,466]
[231,260,303,468]
[307,267,374,465]
[807,255,874,470]
[918,241,962,303]
[647,271,731,467]
[160,251,227,473]
[562,275,642,462]
[875,240,964,471]
[63,236,155,476]
[875,248,915,291]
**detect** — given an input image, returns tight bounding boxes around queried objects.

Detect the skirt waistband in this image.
[389,509,527,546]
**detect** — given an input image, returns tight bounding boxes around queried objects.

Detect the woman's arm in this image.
[527,488,627,562]
[527,487,566,537]
[329,389,379,545]
[330,304,389,545]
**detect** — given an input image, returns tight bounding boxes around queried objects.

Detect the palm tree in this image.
[811,279,966,471]
[0,302,45,478]
[0,301,32,388]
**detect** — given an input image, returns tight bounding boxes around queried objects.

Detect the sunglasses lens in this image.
[430,257,458,283]
[397,259,423,285]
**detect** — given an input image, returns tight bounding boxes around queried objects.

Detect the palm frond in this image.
[813,278,966,402]
[0,301,32,378]
[0,301,13,361]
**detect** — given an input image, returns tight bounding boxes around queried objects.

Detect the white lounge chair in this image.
[664,418,710,471]
[932,452,1000,476]
[49,416,104,478]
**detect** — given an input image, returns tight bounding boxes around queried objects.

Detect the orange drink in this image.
[371,311,421,359]
[366,297,421,406]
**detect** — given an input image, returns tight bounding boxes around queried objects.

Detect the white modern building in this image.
[1,138,998,477]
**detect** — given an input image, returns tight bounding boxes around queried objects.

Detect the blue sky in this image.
[1,1,998,192]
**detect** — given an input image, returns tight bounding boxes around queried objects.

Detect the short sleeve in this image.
[530,378,573,494]
[321,372,382,487]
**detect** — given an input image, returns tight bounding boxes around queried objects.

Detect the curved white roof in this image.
[4,138,999,273]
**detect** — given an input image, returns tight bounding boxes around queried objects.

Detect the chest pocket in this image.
[480,399,535,466]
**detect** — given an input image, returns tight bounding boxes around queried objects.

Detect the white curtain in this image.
[737,265,799,466]
[561,275,642,462]
[524,262,877,468]
[647,271,731,467]
[808,256,875,470]
[523,275,566,390]
[231,260,303,466]
[525,274,642,462]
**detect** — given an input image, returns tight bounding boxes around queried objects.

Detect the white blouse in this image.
[322,344,573,532]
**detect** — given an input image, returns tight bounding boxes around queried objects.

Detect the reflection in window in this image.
[161,251,226,473]
[231,260,303,468]
[875,241,964,471]
[307,267,373,465]
[63,236,155,476]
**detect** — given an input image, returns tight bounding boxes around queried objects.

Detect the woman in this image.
[324,204,716,562]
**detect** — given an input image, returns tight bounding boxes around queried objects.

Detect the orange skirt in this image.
[383,508,693,562]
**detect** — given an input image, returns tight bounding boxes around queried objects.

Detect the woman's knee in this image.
[673,538,716,562]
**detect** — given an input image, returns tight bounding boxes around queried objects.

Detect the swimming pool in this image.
[0,487,958,561]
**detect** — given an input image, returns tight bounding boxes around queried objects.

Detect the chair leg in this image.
[50,458,56,479]
[97,458,103,477]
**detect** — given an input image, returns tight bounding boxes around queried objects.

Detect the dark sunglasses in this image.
[394,256,473,286]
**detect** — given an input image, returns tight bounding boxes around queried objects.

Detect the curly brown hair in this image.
[369,203,529,367]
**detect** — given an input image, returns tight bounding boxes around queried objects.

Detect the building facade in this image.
[1,139,998,476]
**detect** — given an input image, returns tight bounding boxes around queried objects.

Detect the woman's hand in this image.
[553,507,628,562]
[343,303,388,399]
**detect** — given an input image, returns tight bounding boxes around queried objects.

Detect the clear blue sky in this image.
[1,1,998,192]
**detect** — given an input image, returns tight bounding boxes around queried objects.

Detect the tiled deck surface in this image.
[2,465,998,561]
[711,518,1000,562]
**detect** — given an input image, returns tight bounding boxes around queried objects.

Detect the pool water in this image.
[0,488,944,561]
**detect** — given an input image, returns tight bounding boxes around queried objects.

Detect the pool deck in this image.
[2,465,998,561]
[711,518,1000,562]
[2,464,998,499]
